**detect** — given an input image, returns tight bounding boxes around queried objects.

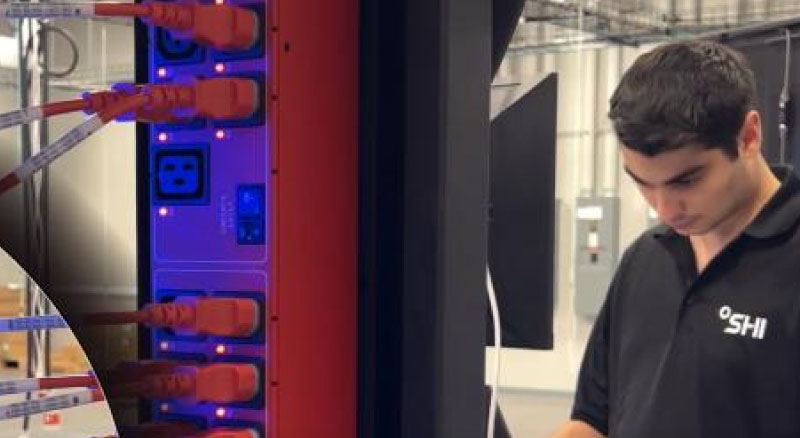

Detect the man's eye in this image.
[673,178,696,187]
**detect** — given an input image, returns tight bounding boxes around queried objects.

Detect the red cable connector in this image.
[110,363,259,403]
[86,297,259,338]
[0,78,258,131]
[101,360,183,385]
[85,78,260,123]
[0,77,258,198]
[94,2,259,51]
[145,78,260,121]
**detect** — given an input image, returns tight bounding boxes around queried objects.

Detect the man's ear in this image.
[738,110,762,158]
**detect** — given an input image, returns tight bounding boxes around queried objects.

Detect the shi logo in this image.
[719,305,767,340]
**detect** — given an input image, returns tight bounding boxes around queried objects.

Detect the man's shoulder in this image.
[619,224,669,266]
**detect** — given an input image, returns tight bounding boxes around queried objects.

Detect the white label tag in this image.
[1,3,94,19]
[0,107,43,130]
[16,115,104,179]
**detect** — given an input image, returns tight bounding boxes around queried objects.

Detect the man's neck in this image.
[690,166,781,271]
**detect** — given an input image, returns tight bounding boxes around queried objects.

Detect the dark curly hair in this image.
[608,40,757,158]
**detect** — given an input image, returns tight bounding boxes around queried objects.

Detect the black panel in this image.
[488,73,557,350]
[492,0,526,77]
[359,0,491,436]
[358,0,405,434]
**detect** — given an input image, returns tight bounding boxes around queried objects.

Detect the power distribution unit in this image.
[137,1,359,436]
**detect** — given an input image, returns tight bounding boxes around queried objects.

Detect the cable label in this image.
[0,390,95,420]
[0,107,43,131]
[0,379,38,396]
[15,115,105,179]
[0,3,95,18]
[0,315,67,332]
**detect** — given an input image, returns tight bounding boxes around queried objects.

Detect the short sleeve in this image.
[570,291,611,435]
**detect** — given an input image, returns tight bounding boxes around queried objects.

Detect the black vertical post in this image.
[403,1,491,436]
[359,0,491,436]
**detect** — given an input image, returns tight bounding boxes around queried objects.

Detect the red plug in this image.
[189,428,260,438]
[88,78,260,123]
[115,363,259,403]
[189,77,260,121]
[148,3,258,51]
[144,297,260,337]
[95,2,259,51]
[85,297,259,338]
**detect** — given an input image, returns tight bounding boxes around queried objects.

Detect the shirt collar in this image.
[652,165,800,240]
[744,165,800,239]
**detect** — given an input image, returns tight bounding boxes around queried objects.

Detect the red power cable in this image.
[94,2,257,51]
[38,375,97,390]
[41,99,87,117]
[107,363,259,404]
[0,93,149,196]
[85,298,259,338]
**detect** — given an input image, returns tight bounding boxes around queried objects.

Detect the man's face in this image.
[621,145,754,236]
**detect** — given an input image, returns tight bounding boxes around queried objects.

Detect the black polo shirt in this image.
[571,166,800,438]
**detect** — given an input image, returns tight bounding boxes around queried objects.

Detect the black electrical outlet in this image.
[155,27,205,64]
[152,145,210,205]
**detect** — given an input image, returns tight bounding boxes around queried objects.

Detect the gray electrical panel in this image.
[574,196,620,318]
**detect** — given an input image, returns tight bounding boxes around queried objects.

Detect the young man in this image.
[553,40,800,438]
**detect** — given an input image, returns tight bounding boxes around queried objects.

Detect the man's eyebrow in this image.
[624,165,706,186]
[624,166,647,185]
[664,165,705,185]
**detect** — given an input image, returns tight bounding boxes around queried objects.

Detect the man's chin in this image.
[671,221,706,236]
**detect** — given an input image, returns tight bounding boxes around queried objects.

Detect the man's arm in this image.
[551,420,605,438]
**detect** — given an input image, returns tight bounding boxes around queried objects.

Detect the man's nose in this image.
[653,190,682,221]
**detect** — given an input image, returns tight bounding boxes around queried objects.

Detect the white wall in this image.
[0,23,137,369]
[488,38,657,394]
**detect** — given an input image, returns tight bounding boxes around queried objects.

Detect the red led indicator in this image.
[157,132,168,142]
[156,67,168,78]
[215,129,226,140]
[214,63,226,74]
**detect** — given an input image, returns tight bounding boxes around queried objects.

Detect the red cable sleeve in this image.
[98,94,149,123]
[142,302,196,328]
[83,310,148,325]
[38,375,97,390]
[82,91,130,115]
[0,173,20,195]
[41,100,86,117]
[93,3,150,18]
[144,373,195,399]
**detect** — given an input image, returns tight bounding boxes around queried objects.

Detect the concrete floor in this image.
[0,375,572,438]
[499,389,574,438]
